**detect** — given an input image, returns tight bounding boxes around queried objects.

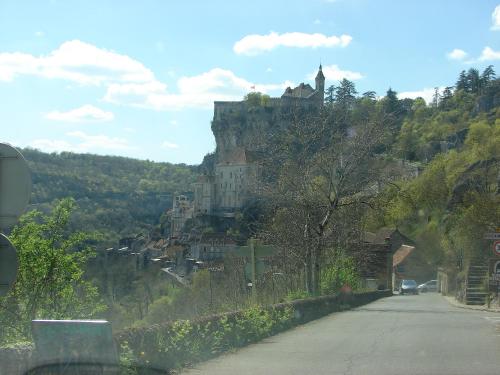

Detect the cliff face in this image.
[211,105,280,162]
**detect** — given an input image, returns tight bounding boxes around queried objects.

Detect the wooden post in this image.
[250,238,257,299]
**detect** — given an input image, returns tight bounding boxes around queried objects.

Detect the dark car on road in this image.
[418,280,437,293]
[400,279,418,295]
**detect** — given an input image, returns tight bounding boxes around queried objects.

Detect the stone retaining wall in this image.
[0,290,391,374]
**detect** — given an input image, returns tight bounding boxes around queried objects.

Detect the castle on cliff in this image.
[193,65,326,218]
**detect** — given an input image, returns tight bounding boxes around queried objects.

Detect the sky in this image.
[0,0,499,165]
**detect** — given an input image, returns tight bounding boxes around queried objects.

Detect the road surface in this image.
[181,294,500,375]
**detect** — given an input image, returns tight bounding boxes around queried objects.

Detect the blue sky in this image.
[1,0,499,164]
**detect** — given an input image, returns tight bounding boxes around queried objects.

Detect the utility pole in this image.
[250,238,257,300]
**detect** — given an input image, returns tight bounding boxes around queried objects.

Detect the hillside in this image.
[19,148,198,246]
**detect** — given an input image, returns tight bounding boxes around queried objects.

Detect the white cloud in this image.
[34,31,44,37]
[104,68,293,111]
[233,31,352,56]
[45,105,114,122]
[162,141,179,149]
[307,64,363,81]
[266,67,273,73]
[491,5,500,30]
[169,120,179,126]
[447,48,467,60]
[66,131,133,151]
[398,87,444,105]
[478,46,500,61]
[30,131,133,153]
[0,40,294,112]
[0,40,154,85]
[30,139,74,153]
[313,19,321,25]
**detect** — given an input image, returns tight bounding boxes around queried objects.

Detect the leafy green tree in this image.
[480,65,496,86]
[0,198,105,344]
[244,92,270,107]
[456,70,468,92]
[383,88,400,114]
[320,252,360,294]
[335,79,357,108]
[440,86,454,109]
[362,91,377,100]
[466,68,480,93]
[325,85,336,104]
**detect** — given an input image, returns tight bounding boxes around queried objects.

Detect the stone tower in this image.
[315,64,325,104]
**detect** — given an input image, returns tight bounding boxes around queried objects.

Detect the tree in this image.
[439,86,454,109]
[480,65,496,87]
[431,87,440,108]
[261,111,386,295]
[324,85,336,104]
[466,68,480,93]
[456,70,468,92]
[335,79,357,108]
[244,92,271,107]
[0,199,105,344]
[383,88,400,113]
[362,91,377,100]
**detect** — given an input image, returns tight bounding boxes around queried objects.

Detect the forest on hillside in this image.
[254,65,499,295]
[19,148,198,246]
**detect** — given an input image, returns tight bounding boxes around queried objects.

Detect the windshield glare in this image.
[1,2,499,375]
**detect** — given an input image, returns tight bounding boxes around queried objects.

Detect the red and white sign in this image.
[493,241,500,257]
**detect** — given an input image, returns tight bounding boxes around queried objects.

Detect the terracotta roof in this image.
[392,245,415,267]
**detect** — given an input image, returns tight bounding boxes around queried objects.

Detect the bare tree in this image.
[259,108,387,294]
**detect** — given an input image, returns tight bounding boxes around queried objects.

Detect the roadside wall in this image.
[0,290,391,375]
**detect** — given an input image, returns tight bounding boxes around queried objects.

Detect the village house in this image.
[170,194,194,238]
[392,244,430,288]
[188,233,238,262]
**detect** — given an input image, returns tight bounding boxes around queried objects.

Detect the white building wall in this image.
[214,163,254,210]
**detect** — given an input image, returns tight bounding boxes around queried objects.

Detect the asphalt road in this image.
[181,294,500,375]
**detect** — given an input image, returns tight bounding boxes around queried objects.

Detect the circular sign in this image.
[0,143,32,229]
[493,240,500,257]
[0,233,19,296]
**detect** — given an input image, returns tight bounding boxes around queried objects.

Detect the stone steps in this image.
[465,263,488,305]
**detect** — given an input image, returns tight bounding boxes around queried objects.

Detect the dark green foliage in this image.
[244,91,271,107]
[20,148,197,246]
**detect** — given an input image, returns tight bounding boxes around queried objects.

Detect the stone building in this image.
[170,194,193,238]
[194,65,325,217]
[194,148,260,217]
[188,233,237,261]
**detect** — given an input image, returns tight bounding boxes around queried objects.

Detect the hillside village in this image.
[7,63,497,336]
[101,65,425,295]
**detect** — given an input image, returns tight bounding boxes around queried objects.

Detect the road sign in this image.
[0,233,18,297]
[484,233,500,240]
[493,241,500,257]
[244,259,269,280]
[0,143,32,229]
